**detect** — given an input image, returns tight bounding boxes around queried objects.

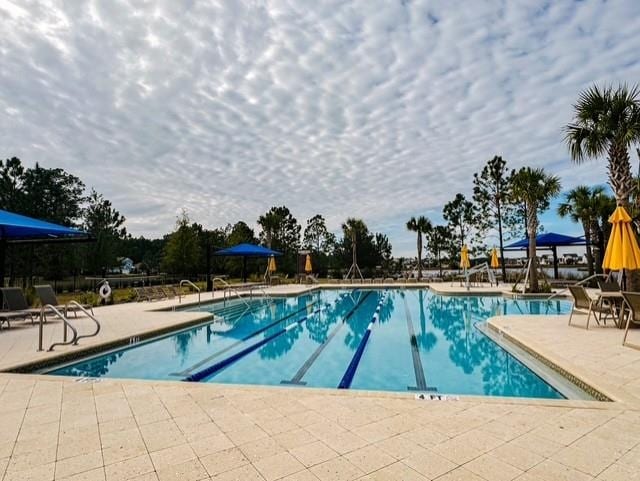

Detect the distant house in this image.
[561,253,580,265]
[118,257,134,274]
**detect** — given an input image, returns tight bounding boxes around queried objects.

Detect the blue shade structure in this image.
[505,232,586,279]
[214,243,282,281]
[0,209,88,241]
[0,209,89,287]
[214,243,282,257]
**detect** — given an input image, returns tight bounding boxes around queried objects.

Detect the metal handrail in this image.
[179,280,201,307]
[40,304,78,352]
[67,301,101,343]
[546,273,607,301]
[212,277,251,308]
[249,285,274,305]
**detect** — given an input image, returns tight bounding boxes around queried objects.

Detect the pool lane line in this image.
[171,301,317,377]
[403,296,428,392]
[337,291,388,390]
[183,307,324,383]
[281,291,372,386]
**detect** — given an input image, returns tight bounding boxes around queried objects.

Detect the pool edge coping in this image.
[486,316,632,405]
[1,311,214,374]
[0,370,624,411]
[3,289,615,410]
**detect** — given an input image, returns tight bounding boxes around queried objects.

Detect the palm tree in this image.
[511,167,561,292]
[594,193,617,273]
[406,216,432,280]
[565,84,640,209]
[557,185,607,276]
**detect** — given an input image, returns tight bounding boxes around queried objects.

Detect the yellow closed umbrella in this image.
[603,206,640,271]
[304,254,313,273]
[268,255,277,272]
[460,245,471,269]
[490,248,500,269]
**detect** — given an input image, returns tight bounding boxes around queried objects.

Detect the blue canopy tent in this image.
[0,209,90,287]
[504,232,586,279]
[214,243,282,282]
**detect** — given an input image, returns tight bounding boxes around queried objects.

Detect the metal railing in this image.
[212,277,251,308]
[546,273,607,301]
[40,305,78,352]
[249,285,274,305]
[178,280,201,307]
[67,301,101,343]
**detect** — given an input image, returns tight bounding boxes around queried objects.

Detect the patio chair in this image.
[144,286,165,300]
[34,285,94,319]
[0,287,39,324]
[621,292,640,347]
[133,287,151,302]
[161,286,177,299]
[598,280,621,292]
[567,285,609,330]
[597,280,623,320]
[155,286,171,299]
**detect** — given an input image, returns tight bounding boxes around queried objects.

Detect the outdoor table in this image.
[596,291,624,328]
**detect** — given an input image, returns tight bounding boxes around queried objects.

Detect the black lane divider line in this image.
[404,297,428,391]
[171,301,316,377]
[337,292,388,389]
[281,291,372,386]
[183,307,323,382]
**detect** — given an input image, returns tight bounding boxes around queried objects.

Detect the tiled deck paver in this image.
[1,286,640,479]
[0,373,637,481]
[488,313,640,405]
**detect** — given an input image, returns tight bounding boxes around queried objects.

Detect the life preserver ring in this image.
[99,282,112,300]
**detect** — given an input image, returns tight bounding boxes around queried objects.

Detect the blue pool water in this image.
[48,289,572,399]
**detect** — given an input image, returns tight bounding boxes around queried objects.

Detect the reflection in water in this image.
[259,292,343,360]
[258,321,302,360]
[428,296,487,374]
[58,351,124,377]
[48,289,567,398]
[174,329,199,359]
[343,290,392,350]
[306,292,357,344]
[425,294,561,397]
[415,290,437,351]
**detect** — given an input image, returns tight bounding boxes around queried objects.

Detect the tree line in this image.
[0,157,393,286]
[407,83,640,292]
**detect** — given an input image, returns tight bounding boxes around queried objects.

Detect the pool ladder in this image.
[178,280,201,308]
[212,277,252,308]
[38,302,102,352]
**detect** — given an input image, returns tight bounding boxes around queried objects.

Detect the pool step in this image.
[211,299,272,323]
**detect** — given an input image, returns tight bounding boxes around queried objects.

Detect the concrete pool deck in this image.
[0,284,640,480]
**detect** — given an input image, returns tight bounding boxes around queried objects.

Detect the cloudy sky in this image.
[1,1,640,256]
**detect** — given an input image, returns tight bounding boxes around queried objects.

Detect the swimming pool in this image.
[47,289,573,399]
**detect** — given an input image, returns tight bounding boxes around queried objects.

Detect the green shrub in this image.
[76,291,100,307]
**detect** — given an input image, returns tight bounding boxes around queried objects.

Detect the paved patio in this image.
[0,285,639,480]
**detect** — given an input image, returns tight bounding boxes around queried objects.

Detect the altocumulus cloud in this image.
[1,0,640,255]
